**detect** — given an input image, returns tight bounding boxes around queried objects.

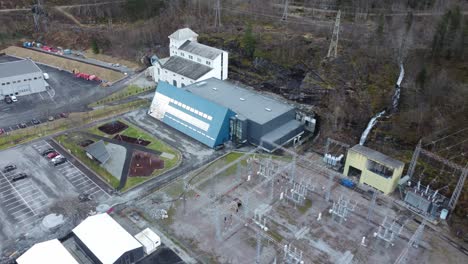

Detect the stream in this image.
[359,64,405,146]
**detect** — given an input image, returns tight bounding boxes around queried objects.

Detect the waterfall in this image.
[359,64,405,146]
[392,64,405,110]
[359,110,386,145]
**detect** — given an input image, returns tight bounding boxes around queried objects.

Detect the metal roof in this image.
[0,59,42,79]
[168,28,198,40]
[85,140,110,164]
[17,239,78,264]
[162,56,212,80]
[184,78,295,124]
[73,213,143,264]
[179,40,223,60]
[350,144,404,169]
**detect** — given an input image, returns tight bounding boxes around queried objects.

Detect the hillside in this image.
[1,0,467,226]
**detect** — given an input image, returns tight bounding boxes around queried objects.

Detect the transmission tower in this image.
[448,163,468,211]
[330,195,356,223]
[407,140,422,180]
[326,10,341,58]
[32,0,46,32]
[367,191,377,224]
[374,216,404,248]
[283,244,304,264]
[281,0,289,21]
[214,0,221,28]
[394,220,426,264]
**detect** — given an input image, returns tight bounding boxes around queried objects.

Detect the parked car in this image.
[0,128,5,136]
[19,123,27,128]
[48,116,55,121]
[2,165,16,173]
[11,96,18,102]
[54,158,67,166]
[41,148,55,156]
[51,155,64,163]
[59,112,69,118]
[4,96,12,104]
[32,118,40,125]
[47,152,59,159]
[43,73,50,80]
[12,173,28,182]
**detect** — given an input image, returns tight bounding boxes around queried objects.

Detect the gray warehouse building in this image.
[0,59,48,99]
[149,77,305,152]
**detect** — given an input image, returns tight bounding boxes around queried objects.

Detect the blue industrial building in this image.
[148,81,235,148]
[148,78,304,151]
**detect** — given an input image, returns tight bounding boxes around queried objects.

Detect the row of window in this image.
[166,115,215,142]
[172,50,211,66]
[1,76,42,86]
[169,98,213,121]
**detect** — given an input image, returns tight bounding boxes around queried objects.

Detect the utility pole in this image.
[327,10,341,58]
[214,0,221,28]
[281,0,289,21]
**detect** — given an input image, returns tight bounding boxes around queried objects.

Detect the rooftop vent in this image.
[196,81,207,87]
[212,87,218,91]
[240,98,245,101]
[265,108,272,112]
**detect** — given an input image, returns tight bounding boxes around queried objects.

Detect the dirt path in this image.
[54,6,84,27]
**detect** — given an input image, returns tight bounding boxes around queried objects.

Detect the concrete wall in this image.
[0,72,47,99]
[343,150,404,194]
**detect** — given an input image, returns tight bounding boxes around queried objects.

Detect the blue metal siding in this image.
[156,82,233,148]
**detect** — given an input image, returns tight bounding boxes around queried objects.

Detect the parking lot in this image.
[0,55,130,131]
[31,141,109,201]
[0,140,111,247]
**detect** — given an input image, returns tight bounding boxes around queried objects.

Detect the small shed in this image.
[85,140,111,164]
[134,228,161,255]
[16,239,78,264]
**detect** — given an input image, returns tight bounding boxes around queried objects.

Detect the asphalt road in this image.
[137,245,184,264]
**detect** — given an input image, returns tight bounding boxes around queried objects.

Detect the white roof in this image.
[73,213,142,264]
[169,28,198,40]
[135,228,161,254]
[17,239,78,264]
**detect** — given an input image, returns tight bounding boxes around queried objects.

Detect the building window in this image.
[197,58,201,62]
[13,81,16,83]
[17,80,21,83]
[206,61,211,65]
[6,82,10,84]
[34,77,37,80]
[366,160,393,179]
[189,55,193,60]
[1,83,4,86]
[181,52,184,57]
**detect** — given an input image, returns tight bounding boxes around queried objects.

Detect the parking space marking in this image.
[0,173,35,214]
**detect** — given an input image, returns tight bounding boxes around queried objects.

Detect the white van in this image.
[43,73,50,80]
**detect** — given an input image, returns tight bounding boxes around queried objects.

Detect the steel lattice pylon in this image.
[327,10,341,58]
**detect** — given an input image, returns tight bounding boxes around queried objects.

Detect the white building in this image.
[16,239,78,264]
[0,59,48,99]
[134,228,161,255]
[150,28,228,87]
[72,213,144,264]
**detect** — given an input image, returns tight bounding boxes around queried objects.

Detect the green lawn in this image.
[55,133,120,189]
[89,84,154,107]
[0,99,149,151]
[85,119,181,191]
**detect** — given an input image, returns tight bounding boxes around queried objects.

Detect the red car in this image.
[47,152,60,159]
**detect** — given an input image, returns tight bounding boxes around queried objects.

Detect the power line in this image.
[423,127,468,147]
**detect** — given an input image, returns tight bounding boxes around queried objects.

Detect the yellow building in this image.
[343,145,405,195]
